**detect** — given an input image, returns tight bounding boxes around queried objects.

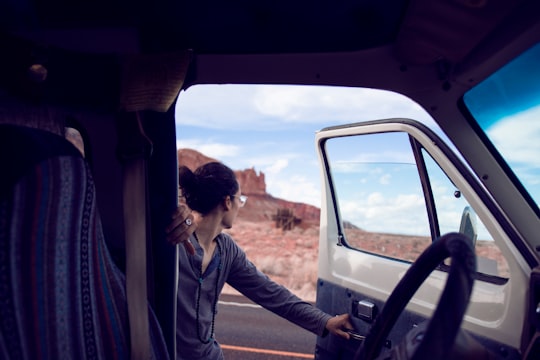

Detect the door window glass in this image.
[325,132,432,262]
[324,131,508,279]
[422,149,509,278]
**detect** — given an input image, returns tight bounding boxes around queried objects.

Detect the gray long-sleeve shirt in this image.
[176,232,332,360]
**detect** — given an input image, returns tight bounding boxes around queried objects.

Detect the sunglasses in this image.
[232,194,248,207]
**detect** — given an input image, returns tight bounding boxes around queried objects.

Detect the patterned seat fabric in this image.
[0,125,169,359]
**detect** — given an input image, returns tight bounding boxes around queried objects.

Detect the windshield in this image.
[463,43,540,211]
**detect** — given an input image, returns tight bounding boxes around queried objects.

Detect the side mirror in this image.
[459,206,478,247]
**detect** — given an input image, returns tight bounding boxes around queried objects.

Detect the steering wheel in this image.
[354,232,476,360]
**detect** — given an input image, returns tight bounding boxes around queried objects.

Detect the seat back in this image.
[0,124,168,359]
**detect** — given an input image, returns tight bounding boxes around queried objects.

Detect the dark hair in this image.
[179,162,239,215]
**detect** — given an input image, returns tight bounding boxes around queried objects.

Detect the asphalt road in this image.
[215,294,317,360]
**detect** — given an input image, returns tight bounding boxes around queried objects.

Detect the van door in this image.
[314,119,525,359]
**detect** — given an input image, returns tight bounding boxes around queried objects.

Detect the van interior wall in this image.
[0,30,180,357]
[67,101,180,357]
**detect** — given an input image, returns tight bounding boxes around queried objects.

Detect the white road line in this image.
[218,300,262,309]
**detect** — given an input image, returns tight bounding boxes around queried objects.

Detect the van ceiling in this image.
[1,0,533,66]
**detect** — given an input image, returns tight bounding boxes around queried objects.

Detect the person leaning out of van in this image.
[166,161,354,360]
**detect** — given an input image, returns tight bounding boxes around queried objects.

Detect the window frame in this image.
[319,119,515,285]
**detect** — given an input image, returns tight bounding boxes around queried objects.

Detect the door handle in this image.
[346,330,366,342]
[346,330,392,349]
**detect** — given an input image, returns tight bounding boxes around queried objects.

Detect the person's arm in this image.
[225,237,353,338]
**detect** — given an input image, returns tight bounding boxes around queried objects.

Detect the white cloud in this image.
[175,85,259,129]
[379,173,391,185]
[245,155,322,206]
[176,84,437,130]
[341,192,428,235]
[264,158,289,176]
[488,105,540,167]
[268,174,321,207]
[252,85,429,125]
[486,105,540,201]
[177,139,241,159]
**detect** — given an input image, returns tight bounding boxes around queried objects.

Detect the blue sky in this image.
[174,84,436,208]
[174,84,539,242]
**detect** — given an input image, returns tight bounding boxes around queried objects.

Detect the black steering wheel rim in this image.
[354,232,476,360]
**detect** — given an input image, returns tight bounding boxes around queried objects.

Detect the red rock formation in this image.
[235,167,266,195]
[176,148,320,227]
[177,148,217,171]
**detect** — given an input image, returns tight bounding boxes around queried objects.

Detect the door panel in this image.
[315,119,526,358]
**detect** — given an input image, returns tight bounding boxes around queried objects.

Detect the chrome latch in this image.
[346,330,366,342]
[352,300,377,322]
